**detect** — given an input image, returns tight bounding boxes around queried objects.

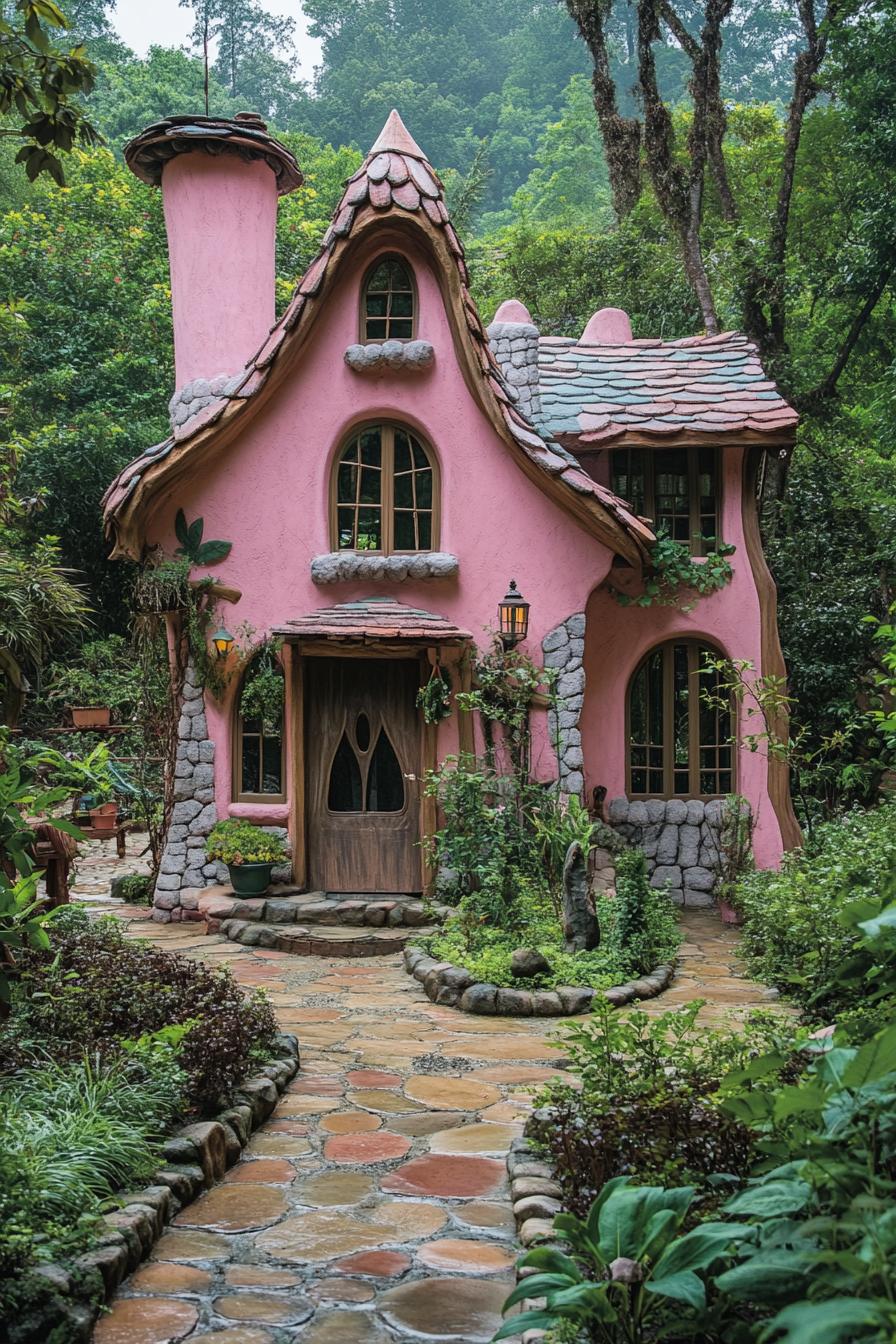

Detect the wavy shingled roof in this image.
[537,331,798,448]
[102,110,654,567]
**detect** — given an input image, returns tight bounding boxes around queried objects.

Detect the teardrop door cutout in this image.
[365,728,405,813]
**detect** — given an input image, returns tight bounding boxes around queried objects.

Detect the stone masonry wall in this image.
[486,320,542,423]
[153,661,219,922]
[543,613,586,798]
[607,797,728,907]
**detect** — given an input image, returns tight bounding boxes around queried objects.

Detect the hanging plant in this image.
[612,529,736,612]
[417,666,453,724]
[133,556,192,614]
[174,509,232,566]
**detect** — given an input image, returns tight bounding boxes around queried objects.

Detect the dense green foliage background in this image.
[0,0,893,809]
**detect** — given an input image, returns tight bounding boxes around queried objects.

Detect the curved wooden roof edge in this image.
[103,110,654,568]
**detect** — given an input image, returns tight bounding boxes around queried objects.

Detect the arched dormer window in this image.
[361,255,415,342]
[234,651,285,802]
[627,640,733,799]
[331,423,438,554]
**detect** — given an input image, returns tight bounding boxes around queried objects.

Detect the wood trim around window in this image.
[359,253,418,344]
[328,422,441,555]
[610,445,721,557]
[625,638,735,800]
[232,658,287,804]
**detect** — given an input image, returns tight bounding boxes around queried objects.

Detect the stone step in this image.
[197,885,445,930]
[219,917,437,957]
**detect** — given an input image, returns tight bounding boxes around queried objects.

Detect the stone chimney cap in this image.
[492,298,534,326]
[124,114,302,195]
[580,307,633,344]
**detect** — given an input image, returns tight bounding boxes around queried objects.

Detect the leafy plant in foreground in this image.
[495,1177,749,1342]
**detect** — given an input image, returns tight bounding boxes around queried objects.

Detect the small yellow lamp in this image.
[211,626,235,659]
[498,580,530,649]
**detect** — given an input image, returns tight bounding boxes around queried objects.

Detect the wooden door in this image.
[305,657,422,893]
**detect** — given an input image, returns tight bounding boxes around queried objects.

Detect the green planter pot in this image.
[227,862,275,897]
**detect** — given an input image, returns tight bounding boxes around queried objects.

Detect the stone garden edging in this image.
[404,945,676,1016]
[9,1032,301,1344]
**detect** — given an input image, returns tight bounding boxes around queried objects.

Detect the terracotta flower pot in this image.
[71,705,112,729]
[89,801,119,833]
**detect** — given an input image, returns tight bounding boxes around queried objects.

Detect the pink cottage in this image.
[103,111,800,921]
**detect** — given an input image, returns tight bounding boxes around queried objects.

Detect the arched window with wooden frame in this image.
[331,423,439,554]
[627,640,734,798]
[361,254,416,342]
[234,651,285,802]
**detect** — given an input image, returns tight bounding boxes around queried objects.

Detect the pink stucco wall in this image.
[579,446,785,869]
[147,231,618,823]
[162,154,278,386]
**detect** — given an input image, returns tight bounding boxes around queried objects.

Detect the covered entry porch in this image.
[273,598,472,896]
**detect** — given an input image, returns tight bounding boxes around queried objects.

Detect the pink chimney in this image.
[125,113,302,389]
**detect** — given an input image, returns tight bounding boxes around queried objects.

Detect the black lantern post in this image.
[498,580,530,649]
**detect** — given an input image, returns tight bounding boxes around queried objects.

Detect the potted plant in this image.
[206,819,288,897]
[134,556,192,616]
[47,636,138,729]
[42,744,120,833]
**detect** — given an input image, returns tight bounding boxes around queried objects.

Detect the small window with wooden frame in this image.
[234,652,285,803]
[610,446,720,556]
[627,639,734,799]
[361,254,416,342]
[331,423,439,554]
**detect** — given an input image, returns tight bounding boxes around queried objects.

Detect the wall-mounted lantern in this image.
[498,580,530,649]
[211,626,235,659]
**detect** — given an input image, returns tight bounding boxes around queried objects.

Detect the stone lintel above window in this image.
[344,340,435,374]
[311,552,458,584]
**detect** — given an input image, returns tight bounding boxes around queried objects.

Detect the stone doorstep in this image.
[20,1035,301,1344]
[197,884,443,929]
[221,918,439,958]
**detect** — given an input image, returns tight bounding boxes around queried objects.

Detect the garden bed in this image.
[6,1034,299,1344]
[0,906,298,1343]
[404,944,676,1015]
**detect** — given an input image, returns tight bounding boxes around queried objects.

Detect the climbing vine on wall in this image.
[458,638,554,778]
[613,530,736,612]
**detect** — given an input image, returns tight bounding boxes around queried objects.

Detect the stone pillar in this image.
[606,797,733,907]
[153,661,219,922]
[486,299,542,424]
[543,613,586,798]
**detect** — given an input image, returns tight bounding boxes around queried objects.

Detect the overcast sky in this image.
[111,0,323,72]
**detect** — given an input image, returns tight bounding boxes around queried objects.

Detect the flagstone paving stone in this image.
[78,836,772,1342]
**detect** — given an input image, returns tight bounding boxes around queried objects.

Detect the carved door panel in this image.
[305,657,422,893]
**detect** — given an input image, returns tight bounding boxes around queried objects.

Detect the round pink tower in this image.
[125,113,302,388]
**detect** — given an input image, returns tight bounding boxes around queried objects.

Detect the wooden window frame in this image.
[359,253,417,344]
[233,658,286,804]
[625,639,735,800]
[329,421,441,555]
[610,445,721,557]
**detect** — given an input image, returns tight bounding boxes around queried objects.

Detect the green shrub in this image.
[599,849,681,979]
[737,801,896,1016]
[0,1039,187,1301]
[206,819,288,866]
[4,914,277,1112]
[529,1000,791,1218]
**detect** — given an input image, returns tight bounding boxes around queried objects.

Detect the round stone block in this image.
[93,1297,199,1344]
[380,1154,507,1199]
[379,1277,509,1341]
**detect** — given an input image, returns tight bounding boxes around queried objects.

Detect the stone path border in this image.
[56,839,776,1344]
[404,946,676,1016]
[14,1036,300,1344]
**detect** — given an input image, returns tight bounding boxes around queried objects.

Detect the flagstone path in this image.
[70,839,774,1344]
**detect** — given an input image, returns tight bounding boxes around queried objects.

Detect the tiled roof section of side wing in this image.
[273,597,472,643]
[537,331,799,447]
[103,110,655,566]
